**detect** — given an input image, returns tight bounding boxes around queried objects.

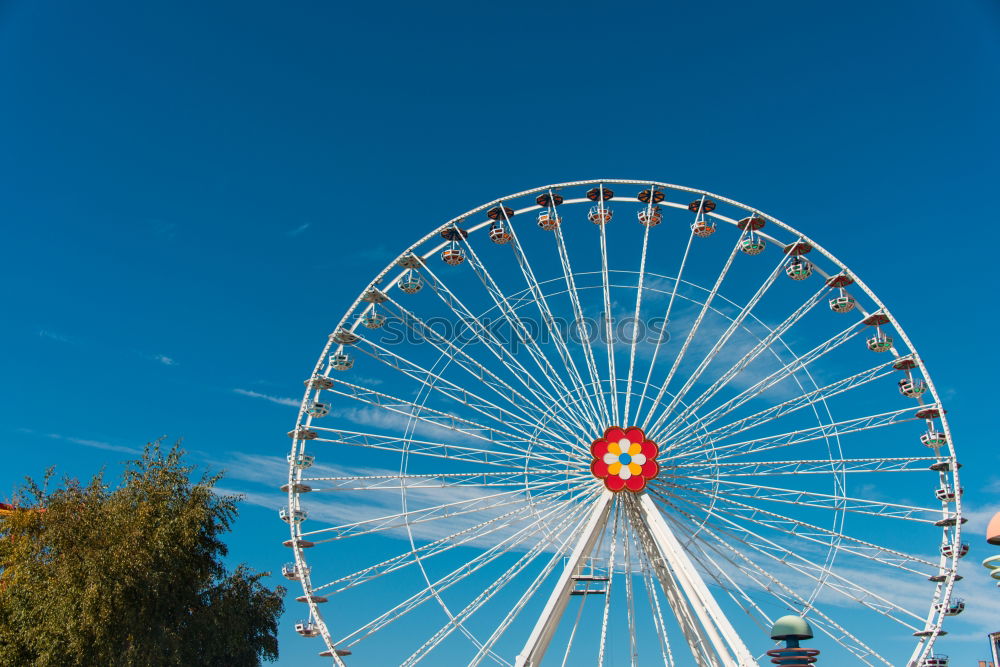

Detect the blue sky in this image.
[2,1,999,664]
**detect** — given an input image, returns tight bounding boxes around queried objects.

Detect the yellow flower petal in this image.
[608,462,622,475]
[628,462,642,475]
[628,442,641,456]
[608,441,621,456]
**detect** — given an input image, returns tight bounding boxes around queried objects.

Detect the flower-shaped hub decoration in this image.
[590,426,660,492]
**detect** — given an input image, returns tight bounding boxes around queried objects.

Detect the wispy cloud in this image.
[18,427,141,455]
[153,354,177,366]
[287,223,310,237]
[38,329,72,343]
[233,388,299,407]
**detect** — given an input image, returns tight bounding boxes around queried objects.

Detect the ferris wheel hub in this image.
[589,426,660,492]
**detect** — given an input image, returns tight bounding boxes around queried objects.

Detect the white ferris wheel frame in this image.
[283,179,962,667]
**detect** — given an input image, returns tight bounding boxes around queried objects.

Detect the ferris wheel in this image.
[281,179,963,667]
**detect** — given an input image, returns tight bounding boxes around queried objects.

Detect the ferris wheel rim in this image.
[284,179,961,666]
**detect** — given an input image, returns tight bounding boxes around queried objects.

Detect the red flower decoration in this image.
[590,427,659,492]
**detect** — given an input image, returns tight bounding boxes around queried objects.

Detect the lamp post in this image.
[767,615,820,666]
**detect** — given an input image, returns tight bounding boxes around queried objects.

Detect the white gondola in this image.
[867,333,894,353]
[921,431,948,448]
[537,211,560,230]
[307,401,329,418]
[398,270,423,293]
[330,353,354,370]
[829,293,856,313]
[588,205,612,225]
[279,507,307,524]
[637,206,662,227]
[785,257,812,280]
[934,599,965,616]
[295,620,321,637]
[740,237,766,255]
[441,246,465,265]
[362,312,386,329]
[287,452,315,469]
[488,223,513,244]
[934,486,962,502]
[282,562,310,580]
[940,543,969,559]
[899,377,928,398]
[691,219,715,237]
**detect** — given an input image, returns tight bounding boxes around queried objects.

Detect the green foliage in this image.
[0,441,285,666]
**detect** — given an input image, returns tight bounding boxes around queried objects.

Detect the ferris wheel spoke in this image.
[287,180,960,664]
[351,333,582,451]
[626,497,744,666]
[666,455,939,478]
[596,206,620,424]
[657,496,893,667]
[636,492,758,666]
[656,512,910,667]
[456,230,601,433]
[648,250,788,435]
[417,261,596,435]
[633,529,674,666]
[655,280,833,442]
[666,359,903,456]
[664,486,938,575]
[622,502,639,667]
[660,319,864,446]
[640,234,745,434]
[321,378,578,460]
[557,592,589,667]
[335,491,594,649]
[665,476,942,522]
[310,427,568,469]
[403,495,590,667]
[354,309,580,446]
[301,470,588,492]
[633,230,695,425]
[469,495,606,667]
[660,509,776,634]
[550,218,612,426]
[373,298,586,443]
[622,218,652,427]
[300,487,546,541]
[657,497,892,666]
[806,618,887,667]
[650,491,926,628]
[497,212,607,429]
[672,406,921,463]
[313,502,552,594]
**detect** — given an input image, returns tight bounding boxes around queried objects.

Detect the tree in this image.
[0,441,285,666]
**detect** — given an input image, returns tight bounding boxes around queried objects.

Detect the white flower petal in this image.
[618,438,630,448]
[632,453,646,465]
[619,467,632,480]
[603,452,617,465]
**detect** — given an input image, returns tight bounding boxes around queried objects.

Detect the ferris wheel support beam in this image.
[627,498,718,667]
[515,490,614,667]
[636,492,757,667]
